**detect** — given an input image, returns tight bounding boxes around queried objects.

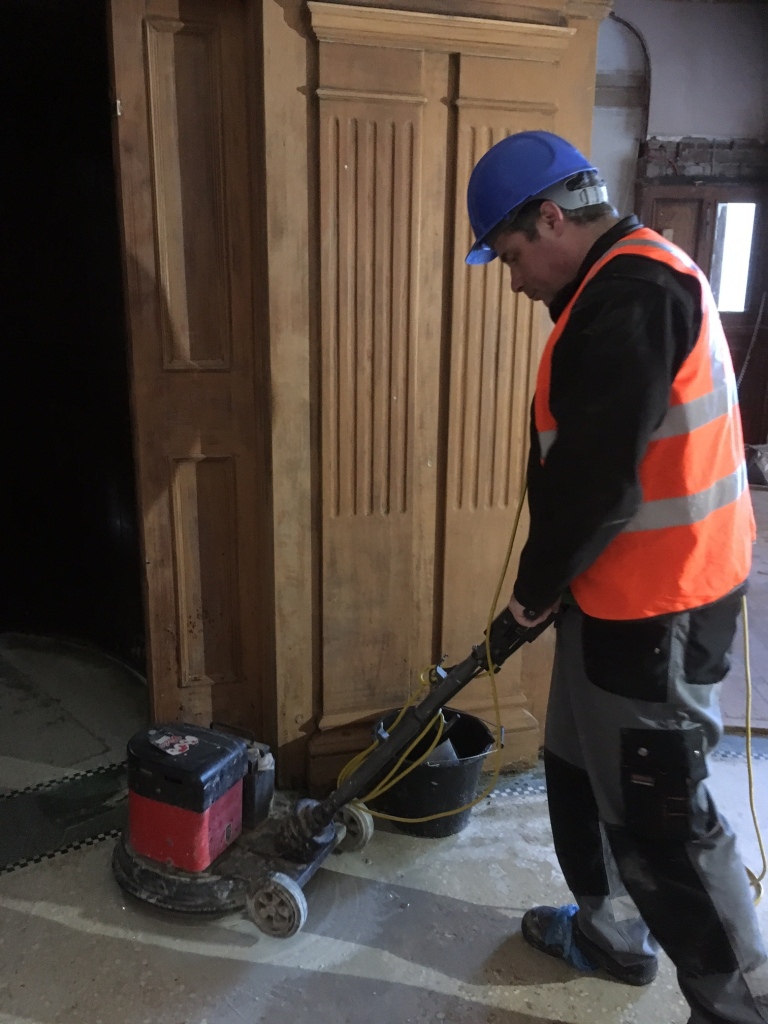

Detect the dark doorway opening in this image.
[1,0,145,673]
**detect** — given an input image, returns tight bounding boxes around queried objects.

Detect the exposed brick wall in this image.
[640,136,768,181]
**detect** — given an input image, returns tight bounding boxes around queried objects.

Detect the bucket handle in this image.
[475,719,505,753]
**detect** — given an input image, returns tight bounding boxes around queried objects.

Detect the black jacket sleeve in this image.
[513,264,701,614]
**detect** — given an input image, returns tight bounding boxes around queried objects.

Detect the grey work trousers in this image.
[544,601,768,1024]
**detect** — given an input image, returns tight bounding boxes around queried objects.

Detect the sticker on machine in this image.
[149,733,200,756]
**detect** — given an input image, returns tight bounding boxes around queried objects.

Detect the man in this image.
[466,130,766,1024]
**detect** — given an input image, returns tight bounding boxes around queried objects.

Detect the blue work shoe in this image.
[521,905,658,987]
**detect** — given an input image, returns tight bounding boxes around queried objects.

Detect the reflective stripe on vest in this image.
[625,462,747,532]
[533,226,754,619]
[538,365,738,454]
[539,429,557,459]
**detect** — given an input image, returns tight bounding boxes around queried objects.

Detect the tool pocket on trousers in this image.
[620,727,710,842]
[582,614,673,702]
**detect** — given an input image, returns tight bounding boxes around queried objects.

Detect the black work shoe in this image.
[521,905,658,987]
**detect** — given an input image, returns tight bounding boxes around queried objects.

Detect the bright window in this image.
[711,202,757,313]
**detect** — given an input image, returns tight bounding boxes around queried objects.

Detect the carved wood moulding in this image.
[309,1,576,59]
[310,0,612,27]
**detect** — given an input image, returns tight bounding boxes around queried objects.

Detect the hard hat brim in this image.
[466,241,497,266]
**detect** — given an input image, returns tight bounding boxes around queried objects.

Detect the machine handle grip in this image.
[478,607,555,671]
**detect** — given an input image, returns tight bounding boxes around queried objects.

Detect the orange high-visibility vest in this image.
[534,226,755,620]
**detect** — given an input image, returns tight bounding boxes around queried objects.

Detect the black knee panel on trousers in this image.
[606,823,739,977]
[544,748,609,897]
[613,727,737,976]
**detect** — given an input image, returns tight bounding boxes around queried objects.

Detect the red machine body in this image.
[126,725,249,873]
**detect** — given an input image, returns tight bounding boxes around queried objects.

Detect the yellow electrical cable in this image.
[337,709,448,824]
[742,594,767,906]
[364,713,446,802]
[337,483,529,824]
[337,664,439,787]
[336,679,434,790]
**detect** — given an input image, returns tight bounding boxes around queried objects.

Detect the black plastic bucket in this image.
[370,707,496,838]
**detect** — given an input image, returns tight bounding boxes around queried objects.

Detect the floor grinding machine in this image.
[113,608,551,938]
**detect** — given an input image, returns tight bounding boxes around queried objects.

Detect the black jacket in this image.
[513,216,703,616]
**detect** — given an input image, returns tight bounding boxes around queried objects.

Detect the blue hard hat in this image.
[466,131,597,265]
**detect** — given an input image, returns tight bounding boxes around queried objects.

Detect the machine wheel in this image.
[336,803,374,853]
[246,873,308,938]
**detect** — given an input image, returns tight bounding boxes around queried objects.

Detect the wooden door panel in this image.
[145,14,232,369]
[439,56,564,753]
[172,455,239,689]
[110,0,269,730]
[317,43,443,728]
[644,197,708,263]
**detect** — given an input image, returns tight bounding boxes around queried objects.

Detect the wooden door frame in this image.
[262,0,610,789]
[638,180,768,443]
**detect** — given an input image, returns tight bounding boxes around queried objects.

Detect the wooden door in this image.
[306,3,599,788]
[312,39,449,738]
[109,0,273,730]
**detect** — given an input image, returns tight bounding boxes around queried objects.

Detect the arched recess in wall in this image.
[590,13,649,215]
